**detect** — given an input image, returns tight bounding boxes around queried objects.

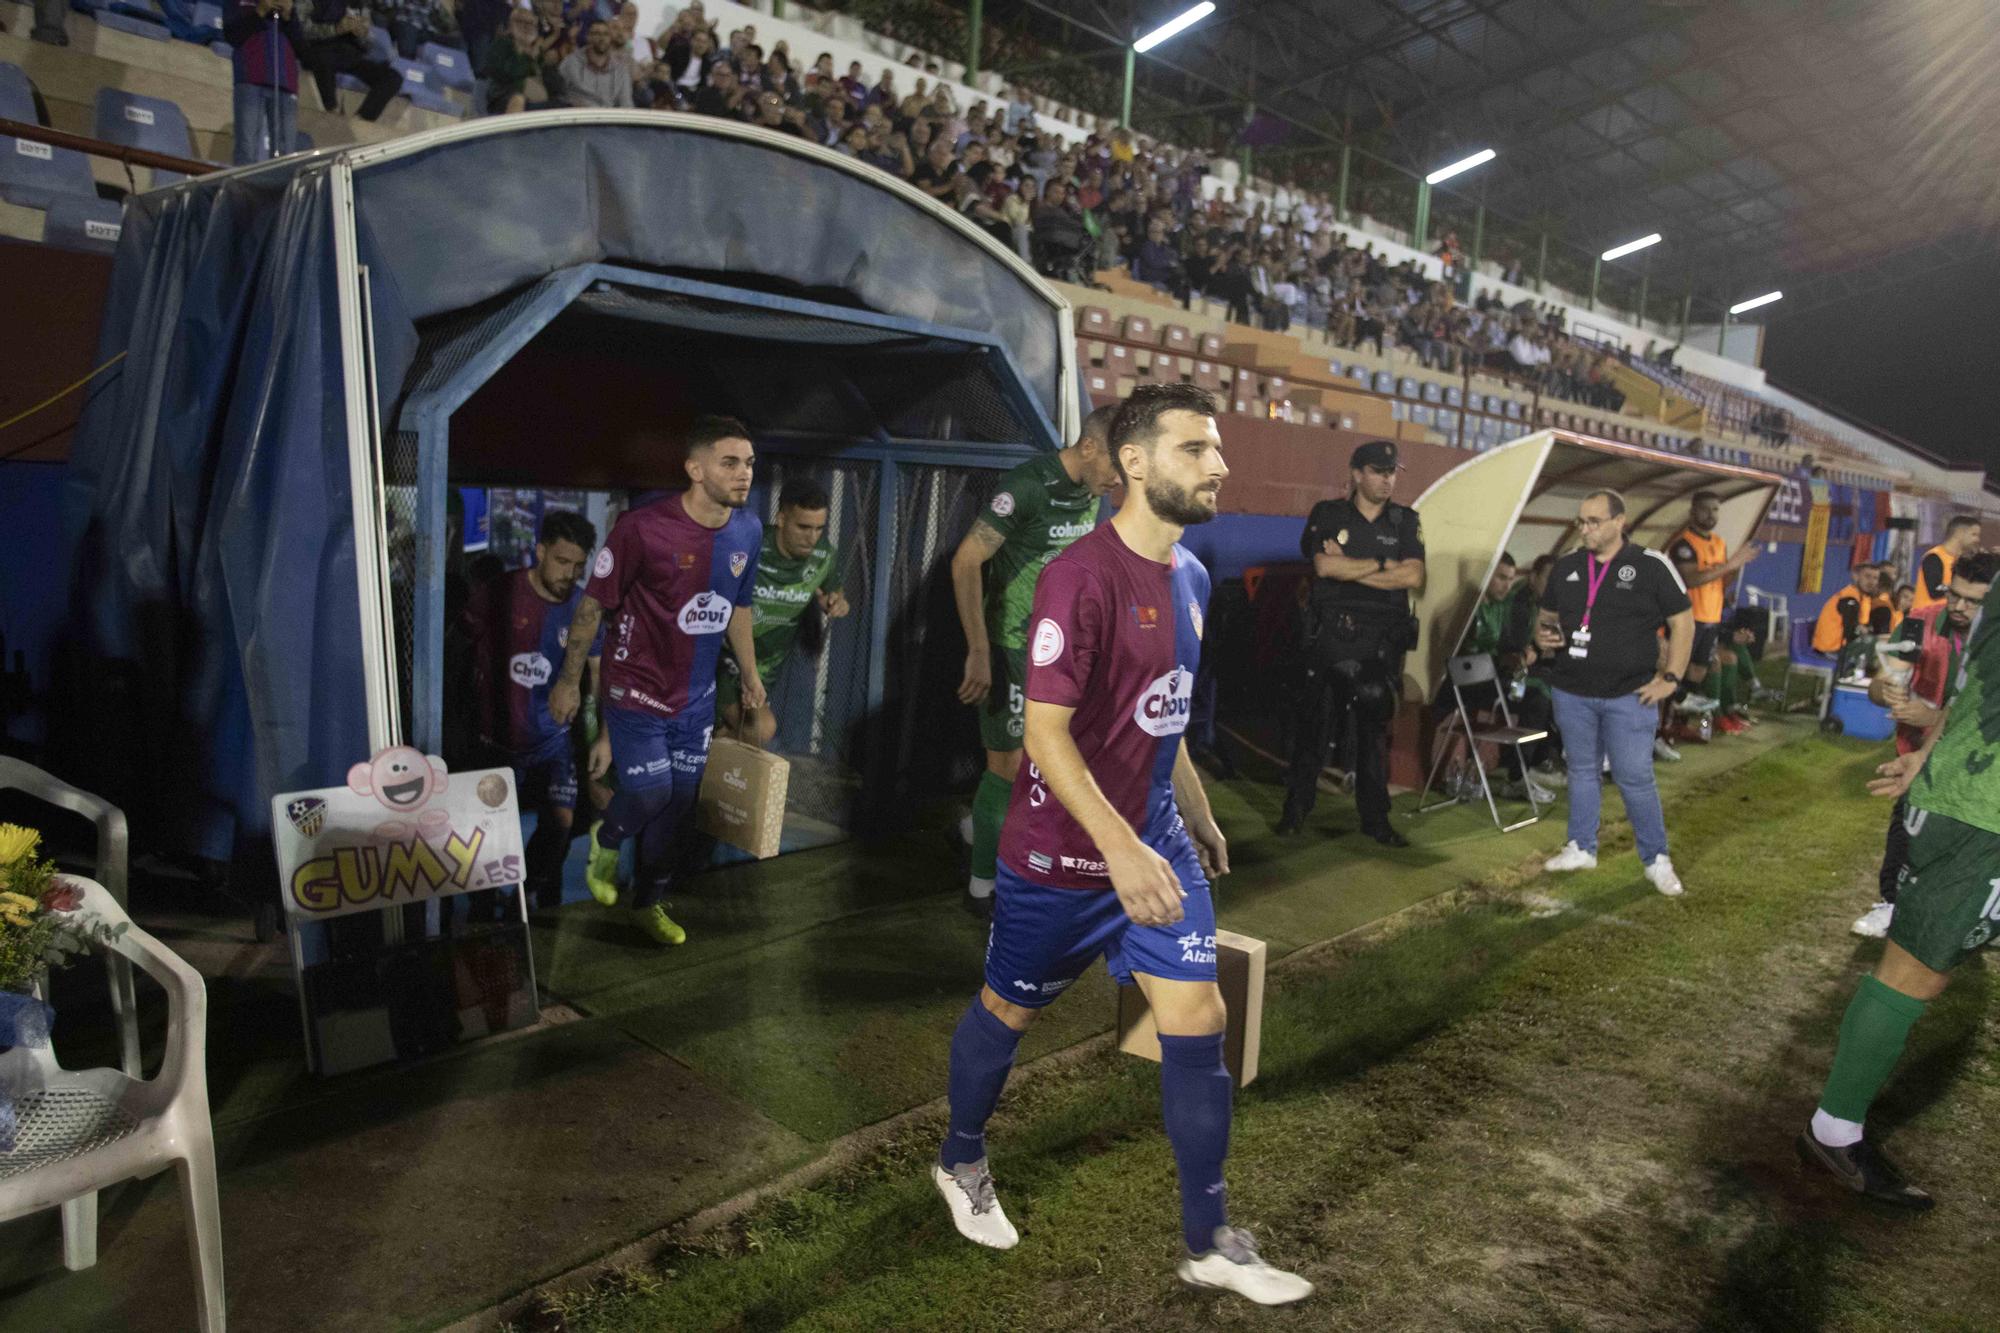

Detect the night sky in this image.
[1758,250,2000,476]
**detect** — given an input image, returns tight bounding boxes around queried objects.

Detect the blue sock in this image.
[597,785,670,850]
[940,998,1024,1170]
[1159,1032,1232,1255]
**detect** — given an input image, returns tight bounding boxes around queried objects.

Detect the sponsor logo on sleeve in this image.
[1031,617,1065,666]
[593,547,614,579]
[676,592,734,635]
[1133,667,1194,737]
[991,491,1016,518]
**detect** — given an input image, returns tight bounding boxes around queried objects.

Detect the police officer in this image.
[1278,439,1426,844]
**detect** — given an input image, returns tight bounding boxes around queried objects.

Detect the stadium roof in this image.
[1005,0,2000,316]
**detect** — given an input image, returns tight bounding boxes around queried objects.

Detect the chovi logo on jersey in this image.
[1132,666,1194,737]
[676,592,734,635]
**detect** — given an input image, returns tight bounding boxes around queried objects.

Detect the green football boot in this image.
[584,822,620,907]
[632,903,687,947]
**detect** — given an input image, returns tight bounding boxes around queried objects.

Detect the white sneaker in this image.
[1177,1227,1314,1306]
[933,1160,1019,1250]
[1645,855,1684,897]
[1654,737,1683,763]
[1851,901,1894,938]
[1680,694,1719,715]
[1533,763,1568,789]
[1505,776,1556,804]
[1544,841,1597,872]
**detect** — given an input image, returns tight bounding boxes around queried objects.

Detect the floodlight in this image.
[1728,291,1783,315]
[1134,2,1216,53]
[1600,233,1662,262]
[1424,148,1495,185]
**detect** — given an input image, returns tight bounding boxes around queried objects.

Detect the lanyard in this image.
[1579,553,1615,629]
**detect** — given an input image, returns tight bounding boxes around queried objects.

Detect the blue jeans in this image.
[232,80,297,164]
[1551,687,1669,864]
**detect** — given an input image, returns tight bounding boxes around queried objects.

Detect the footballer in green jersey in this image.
[720,480,849,746]
[948,405,1122,907]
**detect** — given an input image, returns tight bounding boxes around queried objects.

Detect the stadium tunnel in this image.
[62,112,1084,870]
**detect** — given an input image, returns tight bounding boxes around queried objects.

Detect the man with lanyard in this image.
[950,405,1122,915]
[1851,552,1995,939]
[464,510,603,910]
[1797,567,1997,1210]
[1277,440,1426,844]
[718,478,850,748]
[1667,490,1758,734]
[930,384,1312,1305]
[547,416,764,947]
[1911,515,1982,615]
[1536,489,1693,897]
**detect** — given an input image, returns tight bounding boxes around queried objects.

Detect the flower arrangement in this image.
[0,823,123,996]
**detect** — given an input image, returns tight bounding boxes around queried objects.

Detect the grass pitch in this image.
[515,735,1998,1332]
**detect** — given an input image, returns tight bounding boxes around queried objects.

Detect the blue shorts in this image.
[605,705,714,795]
[510,734,578,812]
[985,825,1218,1008]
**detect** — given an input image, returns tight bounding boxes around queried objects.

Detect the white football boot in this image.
[1178,1227,1314,1306]
[933,1159,1019,1250]
[1544,841,1598,872]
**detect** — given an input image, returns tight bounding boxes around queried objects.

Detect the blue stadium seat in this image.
[0,134,99,210]
[210,40,231,58]
[1389,400,1408,421]
[92,0,174,39]
[190,1,222,39]
[421,43,474,91]
[0,62,36,124]
[1420,380,1441,404]
[93,88,196,158]
[1348,365,1369,386]
[1465,392,1483,412]
[1438,409,1459,435]
[1444,385,1463,407]
[1397,376,1419,399]
[368,24,393,61]
[42,195,125,253]
[1371,370,1393,393]
[1412,404,1435,426]
[1504,399,1523,419]
[392,59,460,116]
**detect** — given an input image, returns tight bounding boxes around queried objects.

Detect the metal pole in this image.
[1120,45,1134,128]
[1717,312,1728,353]
[1412,179,1430,252]
[1679,290,1693,347]
[1240,144,1252,184]
[1335,142,1351,221]
[1636,254,1650,328]
[966,0,982,84]
[1587,256,1600,311]
[1469,204,1484,278]
[1535,232,1547,293]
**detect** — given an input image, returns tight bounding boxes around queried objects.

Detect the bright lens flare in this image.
[1424,148,1495,185]
[1729,291,1783,315]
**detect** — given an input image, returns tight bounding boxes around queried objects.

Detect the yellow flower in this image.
[0,892,35,911]
[0,824,39,867]
[0,911,30,929]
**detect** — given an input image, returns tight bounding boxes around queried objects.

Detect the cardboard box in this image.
[1116,929,1266,1086]
[696,738,789,859]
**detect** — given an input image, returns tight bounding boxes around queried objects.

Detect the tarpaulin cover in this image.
[60,115,1068,853]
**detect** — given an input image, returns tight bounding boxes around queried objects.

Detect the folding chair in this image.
[1417,654,1549,833]
[1780,619,1834,714]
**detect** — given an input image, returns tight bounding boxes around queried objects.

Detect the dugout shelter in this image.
[61,111,1082,869]
[1411,429,1786,698]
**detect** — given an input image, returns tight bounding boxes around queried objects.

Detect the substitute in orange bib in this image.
[1911,516,1982,614]
[1667,490,1757,727]
[1812,563,1883,657]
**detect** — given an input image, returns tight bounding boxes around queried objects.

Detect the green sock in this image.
[1818,975,1928,1123]
[970,769,1013,881]
[1715,659,1737,711]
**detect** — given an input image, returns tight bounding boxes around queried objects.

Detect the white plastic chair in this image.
[0,878,224,1332]
[0,757,141,1080]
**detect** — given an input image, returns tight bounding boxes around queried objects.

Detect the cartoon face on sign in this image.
[347,746,452,840]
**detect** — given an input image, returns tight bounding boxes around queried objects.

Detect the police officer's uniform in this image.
[1280,440,1425,844]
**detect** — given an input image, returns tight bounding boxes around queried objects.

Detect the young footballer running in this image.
[931,384,1312,1306]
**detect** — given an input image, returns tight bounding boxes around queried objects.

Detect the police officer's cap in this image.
[1350,440,1402,472]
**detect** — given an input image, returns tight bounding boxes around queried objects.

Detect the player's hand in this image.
[548,679,581,726]
[957,647,993,704]
[1879,678,1911,708]
[1535,623,1565,653]
[1888,697,1939,729]
[818,588,850,619]
[1867,751,1923,799]
[1635,674,1676,706]
[1321,538,1344,557]
[1106,837,1185,927]
[1189,817,1229,881]
[739,671,768,716]
[588,732,612,781]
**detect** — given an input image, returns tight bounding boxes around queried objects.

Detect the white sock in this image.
[967,875,995,901]
[1811,1108,1864,1148]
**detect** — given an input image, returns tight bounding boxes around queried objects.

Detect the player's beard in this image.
[702,477,748,509]
[1144,476,1219,526]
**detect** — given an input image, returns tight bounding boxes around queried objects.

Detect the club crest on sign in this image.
[286,796,327,838]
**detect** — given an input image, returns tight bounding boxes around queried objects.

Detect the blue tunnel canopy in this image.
[61,112,1078,854]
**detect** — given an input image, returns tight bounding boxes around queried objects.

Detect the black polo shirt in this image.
[1300,497,1425,621]
[1538,541,1692,697]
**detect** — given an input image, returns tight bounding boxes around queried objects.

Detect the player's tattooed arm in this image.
[726,605,766,714]
[951,520,1009,703]
[547,595,602,725]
